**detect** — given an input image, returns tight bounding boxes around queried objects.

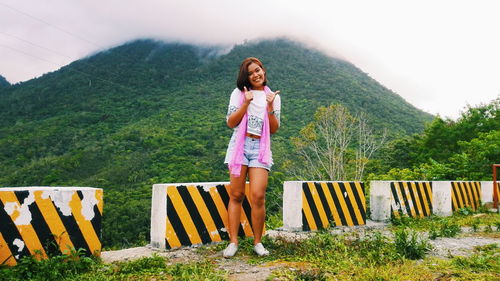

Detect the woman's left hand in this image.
[266,90,280,106]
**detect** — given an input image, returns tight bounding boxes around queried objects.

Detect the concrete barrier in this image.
[479,181,498,204]
[283,181,366,231]
[150,182,257,249]
[0,187,103,266]
[370,181,486,221]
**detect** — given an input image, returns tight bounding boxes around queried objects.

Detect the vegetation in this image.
[0,38,433,248]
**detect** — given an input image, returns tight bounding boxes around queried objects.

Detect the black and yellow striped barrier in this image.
[283,181,366,231]
[451,181,481,211]
[390,181,433,218]
[0,187,103,266]
[151,182,257,249]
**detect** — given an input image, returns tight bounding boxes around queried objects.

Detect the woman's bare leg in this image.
[227,165,248,245]
[248,167,268,245]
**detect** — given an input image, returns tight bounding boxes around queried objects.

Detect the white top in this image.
[226,88,281,136]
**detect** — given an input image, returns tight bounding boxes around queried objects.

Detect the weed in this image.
[471,219,480,232]
[495,221,500,231]
[439,221,461,237]
[457,206,474,216]
[393,229,431,260]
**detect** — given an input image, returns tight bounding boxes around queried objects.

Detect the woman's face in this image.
[247,62,265,90]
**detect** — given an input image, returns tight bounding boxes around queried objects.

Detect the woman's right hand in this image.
[243,86,253,105]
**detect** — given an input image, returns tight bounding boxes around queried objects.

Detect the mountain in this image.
[0,38,433,247]
[0,75,10,88]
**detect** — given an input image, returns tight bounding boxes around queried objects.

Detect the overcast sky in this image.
[1,0,499,119]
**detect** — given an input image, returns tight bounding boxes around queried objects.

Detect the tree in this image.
[288,104,386,181]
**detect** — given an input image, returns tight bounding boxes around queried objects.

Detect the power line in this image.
[0,2,101,49]
[0,43,142,94]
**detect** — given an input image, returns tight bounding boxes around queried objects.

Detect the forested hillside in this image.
[0,75,10,88]
[0,38,434,247]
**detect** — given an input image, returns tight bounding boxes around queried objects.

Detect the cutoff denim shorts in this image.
[224,136,273,171]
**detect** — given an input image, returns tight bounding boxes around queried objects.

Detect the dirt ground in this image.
[100,221,499,281]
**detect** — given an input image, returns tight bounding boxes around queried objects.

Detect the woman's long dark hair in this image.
[236,57,267,91]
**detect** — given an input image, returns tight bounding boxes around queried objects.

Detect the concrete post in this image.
[282,181,303,231]
[480,181,493,204]
[369,181,392,221]
[432,181,452,216]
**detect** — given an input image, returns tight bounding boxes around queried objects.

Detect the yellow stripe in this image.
[402,182,417,217]
[344,182,364,224]
[455,182,464,208]
[393,210,401,218]
[332,182,354,226]
[186,185,221,242]
[394,182,407,216]
[465,182,476,210]
[410,182,424,218]
[463,182,472,208]
[95,189,103,215]
[307,183,329,228]
[167,187,202,245]
[301,190,317,230]
[68,192,101,255]
[320,182,342,226]
[165,218,182,248]
[418,182,431,216]
[207,186,229,230]
[354,182,366,210]
[0,191,47,260]
[471,182,480,210]
[33,191,75,255]
[0,232,16,266]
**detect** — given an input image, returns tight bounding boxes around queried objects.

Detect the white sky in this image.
[1,0,499,119]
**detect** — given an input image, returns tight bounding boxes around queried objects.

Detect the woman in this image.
[223,57,281,257]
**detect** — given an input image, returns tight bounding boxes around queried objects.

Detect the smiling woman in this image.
[223,57,281,258]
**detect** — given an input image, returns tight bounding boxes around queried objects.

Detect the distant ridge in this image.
[0,75,10,88]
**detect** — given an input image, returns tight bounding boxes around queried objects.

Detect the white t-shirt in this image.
[226,87,281,136]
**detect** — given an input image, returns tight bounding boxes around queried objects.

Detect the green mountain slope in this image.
[0,75,10,88]
[0,38,433,247]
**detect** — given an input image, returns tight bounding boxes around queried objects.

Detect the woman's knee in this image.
[230,191,245,202]
[251,192,266,207]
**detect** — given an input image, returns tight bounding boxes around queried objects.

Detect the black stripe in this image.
[241,196,253,231]
[216,185,245,237]
[197,186,229,240]
[302,183,323,229]
[415,183,428,217]
[423,182,433,215]
[338,182,359,225]
[165,238,171,250]
[349,182,366,224]
[0,199,31,261]
[314,183,333,225]
[397,182,413,217]
[53,197,91,255]
[24,196,61,257]
[301,210,310,231]
[472,182,480,210]
[177,186,211,244]
[328,183,347,225]
[405,182,421,217]
[166,195,191,246]
[390,183,402,217]
[462,182,472,208]
[77,191,102,241]
[451,183,459,211]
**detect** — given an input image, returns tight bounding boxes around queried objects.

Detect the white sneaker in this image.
[253,243,269,256]
[223,243,238,258]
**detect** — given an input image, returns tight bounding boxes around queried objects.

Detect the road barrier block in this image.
[390,181,433,218]
[0,187,103,266]
[451,181,481,211]
[150,182,257,249]
[283,181,366,231]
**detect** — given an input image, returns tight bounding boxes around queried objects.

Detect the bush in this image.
[394,229,431,260]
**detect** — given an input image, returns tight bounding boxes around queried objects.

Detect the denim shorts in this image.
[224,136,273,171]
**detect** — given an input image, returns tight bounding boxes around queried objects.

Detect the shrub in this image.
[394,229,431,260]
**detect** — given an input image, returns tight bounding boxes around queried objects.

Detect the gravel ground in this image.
[100,221,499,281]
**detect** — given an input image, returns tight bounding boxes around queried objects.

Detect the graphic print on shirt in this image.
[247,115,263,135]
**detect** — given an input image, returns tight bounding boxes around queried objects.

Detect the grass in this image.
[2,211,498,280]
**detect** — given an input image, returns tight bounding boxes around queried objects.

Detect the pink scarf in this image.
[228,86,272,177]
